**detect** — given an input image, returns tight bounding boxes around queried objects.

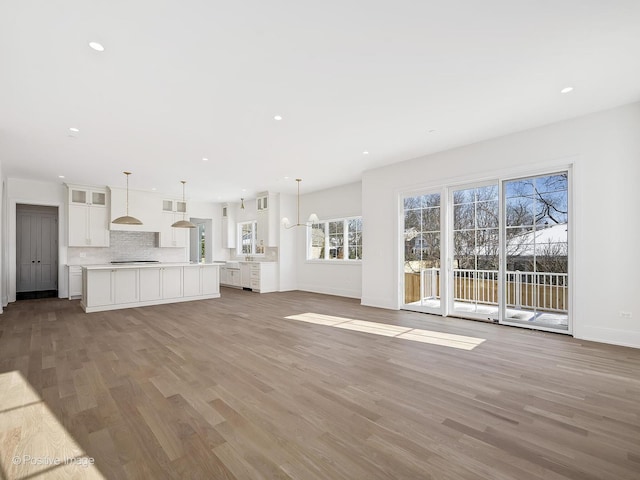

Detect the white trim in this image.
[575,326,640,350]
[399,187,444,316]
[498,167,572,335]
[81,294,221,313]
[297,283,361,299]
[361,296,399,310]
[305,260,361,266]
[306,215,363,262]
[236,220,258,256]
[396,158,576,335]
[9,198,66,303]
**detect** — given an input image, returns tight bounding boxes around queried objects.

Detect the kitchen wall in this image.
[296,182,362,298]
[361,101,640,348]
[190,200,226,261]
[3,179,218,301]
[68,231,186,265]
[5,178,67,302]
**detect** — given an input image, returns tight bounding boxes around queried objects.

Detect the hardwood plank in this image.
[0,291,639,479]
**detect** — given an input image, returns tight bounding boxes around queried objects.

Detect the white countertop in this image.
[82,262,224,270]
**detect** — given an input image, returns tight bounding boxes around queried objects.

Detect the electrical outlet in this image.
[79,252,86,258]
[619,311,632,319]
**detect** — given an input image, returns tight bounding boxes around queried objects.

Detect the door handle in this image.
[32,260,35,263]
[37,260,41,263]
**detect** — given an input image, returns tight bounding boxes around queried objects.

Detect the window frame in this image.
[236,220,260,256]
[306,216,363,263]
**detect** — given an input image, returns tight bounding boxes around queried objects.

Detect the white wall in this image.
[189,200,224,261]
[278,193,297,291]
[362,102,640,348]
[7,178,68,300]
[296,182,362,298]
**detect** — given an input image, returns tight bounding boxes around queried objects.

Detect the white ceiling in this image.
[1,0,639,202]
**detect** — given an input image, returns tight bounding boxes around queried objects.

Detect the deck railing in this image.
[417,268,568,313]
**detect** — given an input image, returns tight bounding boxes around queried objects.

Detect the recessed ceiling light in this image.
[284,176,289,180]
[273,115,283,121]
[242,188,247,192]
[89,42,105,52]
[58,175,65,179]
[560,86,574,94]
[202,157,208,162]
[362,151,369,155]
[69,127,79,132]
[151,187,157,191]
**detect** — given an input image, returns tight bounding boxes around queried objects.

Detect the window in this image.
[237,221,257,255]
[348,218,362,260]
[308,217,362,261]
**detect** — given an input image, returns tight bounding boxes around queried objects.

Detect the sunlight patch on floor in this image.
[0,371,105,480]
[285,313,486,350]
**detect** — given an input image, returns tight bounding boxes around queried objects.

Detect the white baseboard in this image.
[297,283,361,299]
[360,296,398,310]
[574,325,640,349]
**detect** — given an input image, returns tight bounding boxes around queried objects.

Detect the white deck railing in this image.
[419,268,568,313]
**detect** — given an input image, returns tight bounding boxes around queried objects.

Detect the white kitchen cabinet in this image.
[81,263,222,313]
[201,265,219,295]
[183,266,201,297]
[184,264,220,296]
[139,268,162,301]
[162,199,187,214]
[161,266,183,299]
[257,194,269,211]
[221,203,236,248]
[250,262,278,293]
[228,268,241,287]
[68,265,83,299]
[85,269,114,306]
[219,266,228,285]
[67,185,110,247]
[114,269,139,304]
[233,262,278,293]
[256,191,278,249]
[159,211,188,248]
[240,263,251,288]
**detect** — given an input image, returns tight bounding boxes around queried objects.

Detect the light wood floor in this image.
[1,288,639,479]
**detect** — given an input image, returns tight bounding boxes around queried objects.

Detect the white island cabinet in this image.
[81,263,223,313]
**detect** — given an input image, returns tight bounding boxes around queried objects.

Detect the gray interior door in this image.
[16,205,58,292]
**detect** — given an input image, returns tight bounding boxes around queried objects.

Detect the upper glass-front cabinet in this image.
[163,199,187,212]
[69,187,106,206]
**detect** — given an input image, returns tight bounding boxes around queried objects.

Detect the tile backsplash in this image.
[67,231,187,265]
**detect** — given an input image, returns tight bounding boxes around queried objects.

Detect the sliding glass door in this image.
[450,182,500,321]
[402,192,442,314]
[502,173,569,331]
[401,170,571,334]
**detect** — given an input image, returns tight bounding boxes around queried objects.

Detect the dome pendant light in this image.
[171,181,196,228]
[112,171,143,225]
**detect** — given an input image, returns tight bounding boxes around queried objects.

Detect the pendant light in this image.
[171,181,196,228]
[112,171,143,225]
[240,198,245,210]
[281,179,319,229]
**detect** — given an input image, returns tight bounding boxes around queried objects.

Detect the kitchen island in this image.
[81,262,224,313]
